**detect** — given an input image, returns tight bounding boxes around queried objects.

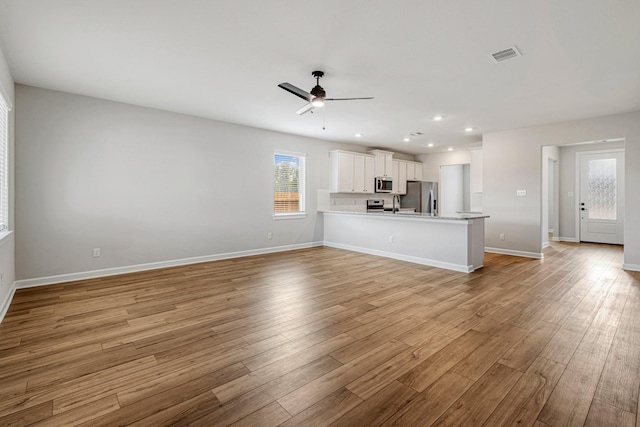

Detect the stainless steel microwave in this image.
[375,177,393,193]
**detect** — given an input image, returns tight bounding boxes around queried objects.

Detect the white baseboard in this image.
[0,282,16,323]
[558,237,579,243]
[324,241,476,273]
[485,247,544,260]
[542,242,550,249]
[14,242,323,289]
[623,263,640,272]
[552,237,561,242]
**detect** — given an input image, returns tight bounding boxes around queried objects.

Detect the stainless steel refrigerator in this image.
[402,181,438,215]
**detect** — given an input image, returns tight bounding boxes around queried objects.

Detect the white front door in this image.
[579,151,624,244]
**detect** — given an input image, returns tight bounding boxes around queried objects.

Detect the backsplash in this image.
[318,192,395,212]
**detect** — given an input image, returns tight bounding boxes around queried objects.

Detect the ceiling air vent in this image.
[490,45,522,63]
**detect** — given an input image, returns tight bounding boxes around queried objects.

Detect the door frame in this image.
[574,148,625,243]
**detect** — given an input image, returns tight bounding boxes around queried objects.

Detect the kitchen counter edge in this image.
[319,210,489,221]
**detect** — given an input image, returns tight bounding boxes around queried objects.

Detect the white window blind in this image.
[274,151,305,215]
[0,94,8,231]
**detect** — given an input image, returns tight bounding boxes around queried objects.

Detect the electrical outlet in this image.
[516,190,527,197]
[267,232,273,240]
[388,236,393,243]
[499,233,505,241]
[92,248,101,257]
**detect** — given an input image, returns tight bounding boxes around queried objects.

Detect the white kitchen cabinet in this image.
[330,150,375,193]
[406,161,423,181]
[368,150,393,178]
[392,160,407,194]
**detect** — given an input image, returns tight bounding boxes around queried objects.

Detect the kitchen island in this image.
[322,211,489,272]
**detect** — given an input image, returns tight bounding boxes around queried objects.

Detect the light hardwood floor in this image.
[0,242,638,426]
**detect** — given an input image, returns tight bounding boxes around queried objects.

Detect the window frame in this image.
[0,89,10,236]
[273,150,307,220]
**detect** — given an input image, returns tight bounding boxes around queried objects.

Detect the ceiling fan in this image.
[278,71,374,115]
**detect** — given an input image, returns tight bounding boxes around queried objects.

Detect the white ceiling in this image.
[0,0,639,155]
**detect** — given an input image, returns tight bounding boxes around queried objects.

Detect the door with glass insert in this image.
[579,151,624,244]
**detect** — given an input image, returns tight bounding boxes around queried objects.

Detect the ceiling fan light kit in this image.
[278,70,373,115]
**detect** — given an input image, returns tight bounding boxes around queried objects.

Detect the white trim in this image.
[0,84,12,111]
[14,242,323,289]
[0,281,16,323]
[323,241,478,273]
[485,247,544,259]
[623,263,640,272]
[552,236,561,242]
[0,230,12,248]
[558,237,579,243]
[542,242,550,249]
[273,213,307,220]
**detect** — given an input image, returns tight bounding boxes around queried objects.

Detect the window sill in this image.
[273,213,308,220]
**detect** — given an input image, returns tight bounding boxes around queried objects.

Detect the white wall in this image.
[558,140,625,241]
[14,85,358,282]
[0,44,15,319]
[416,150,471,183]
[483,111,640,268]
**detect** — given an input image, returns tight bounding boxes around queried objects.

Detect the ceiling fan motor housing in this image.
[311,85,326,98]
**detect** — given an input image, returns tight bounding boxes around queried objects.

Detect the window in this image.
[0,93,9,232]
[274,151,305,217]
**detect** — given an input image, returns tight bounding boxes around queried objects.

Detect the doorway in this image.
[578,150,624,244]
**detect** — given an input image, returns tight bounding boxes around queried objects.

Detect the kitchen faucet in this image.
[392,195,400,213]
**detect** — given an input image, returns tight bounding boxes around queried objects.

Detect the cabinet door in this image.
[392,160,400,194]
[353,155,365,193]
[364,156,375,193]
[383,153,393,177]
[374,155,385,177]
[414,163,423,181]
[406,162,415,181]
[338,152,355,192]
[399,161,407,194]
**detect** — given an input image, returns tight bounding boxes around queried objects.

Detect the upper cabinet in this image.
[368,150,393,178]
[406,161,423,181]
[330,150,375,193]
[392,160,408,194]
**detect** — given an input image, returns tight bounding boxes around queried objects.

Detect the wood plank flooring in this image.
[0,241,637,426]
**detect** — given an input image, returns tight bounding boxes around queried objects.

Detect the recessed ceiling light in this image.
[355,133,362,137]
[433,115,443,121]
[403,137,410,142]
[448,147,453,151]
[465,127,473,132]
[427,143,434,147]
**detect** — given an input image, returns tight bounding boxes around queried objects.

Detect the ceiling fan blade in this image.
[278,83,311,101]
[296,103,314,115]
[325,97,374,101]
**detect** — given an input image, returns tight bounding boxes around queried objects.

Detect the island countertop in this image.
[320,210,489,221]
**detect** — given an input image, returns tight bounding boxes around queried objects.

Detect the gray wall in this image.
[15,85,356,281]
[483,111,640,268]
[0,44,15,314]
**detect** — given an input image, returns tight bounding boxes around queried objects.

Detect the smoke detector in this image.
[491,45,522,63]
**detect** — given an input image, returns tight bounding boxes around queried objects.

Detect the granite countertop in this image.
[320,210,489,220]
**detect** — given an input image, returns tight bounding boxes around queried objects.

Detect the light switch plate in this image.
[516,190,527,197]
